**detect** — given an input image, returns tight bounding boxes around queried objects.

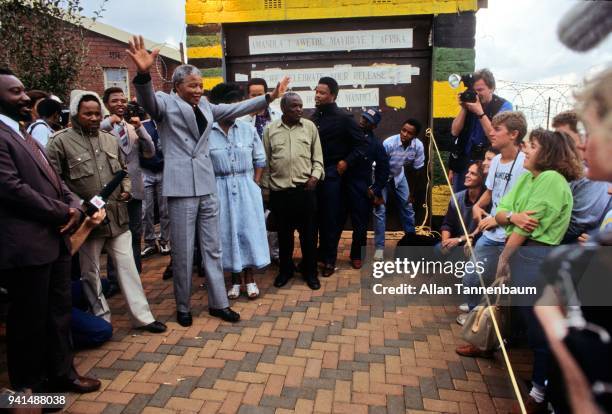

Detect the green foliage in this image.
[0,0,106,101]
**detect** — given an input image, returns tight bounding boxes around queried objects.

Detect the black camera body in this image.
[459,73,478,103]
[124,102,146,122]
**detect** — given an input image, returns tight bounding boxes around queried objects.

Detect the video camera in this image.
[124,102,146,122]
[448,73,478,103]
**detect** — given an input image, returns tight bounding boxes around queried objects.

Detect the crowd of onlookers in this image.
[1,31,611,412]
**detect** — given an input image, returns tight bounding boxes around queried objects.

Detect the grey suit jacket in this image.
[134,80,268,197]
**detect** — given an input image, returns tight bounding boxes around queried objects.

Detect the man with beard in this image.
[46,89,166,334]
[312,77,367,276]
[0,68,100,394]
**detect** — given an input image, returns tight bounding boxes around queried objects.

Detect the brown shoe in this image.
[455,343,494,359]
[50,375,101,394]
[513,395,548,414]
[351,259,362,269]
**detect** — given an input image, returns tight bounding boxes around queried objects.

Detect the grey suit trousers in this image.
[168,194,229,312]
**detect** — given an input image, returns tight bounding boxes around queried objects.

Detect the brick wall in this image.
[75,31,180,99]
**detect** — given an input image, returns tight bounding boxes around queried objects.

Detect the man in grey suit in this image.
[127,36,289,327]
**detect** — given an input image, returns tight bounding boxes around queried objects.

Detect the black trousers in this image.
[2,245,74,391]
[316,166,348,266]
[345,177,371,260]
[270,186,318,279]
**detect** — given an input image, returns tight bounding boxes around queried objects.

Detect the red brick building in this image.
[76,17,182,99]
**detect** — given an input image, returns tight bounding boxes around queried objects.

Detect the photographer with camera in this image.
[101,87,155,294]
[449,69,513,192]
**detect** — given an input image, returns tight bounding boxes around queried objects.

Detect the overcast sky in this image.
[81,0,611,85]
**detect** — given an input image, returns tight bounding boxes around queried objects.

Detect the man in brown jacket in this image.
[46,90,166,333]
[0,68,100,394]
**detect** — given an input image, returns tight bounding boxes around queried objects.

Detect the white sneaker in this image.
[373,249,384,261]
[456,313,468,326]
[227,284,241,299]
[159,242,171,255]
[458,303,469,313]
[141,245,157,258]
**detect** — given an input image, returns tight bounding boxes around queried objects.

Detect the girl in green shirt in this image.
[493,128,583,411]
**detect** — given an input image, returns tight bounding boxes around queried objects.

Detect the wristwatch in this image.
[506,211,514,224]
[477,113,486,119]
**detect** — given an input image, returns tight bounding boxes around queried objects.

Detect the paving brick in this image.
[237,405,275,414]
[197,367,221,388]
[101,403,124,414]
[122,394,151,414]
[123,382,160,395]
[296,332,313,349]
[240,352,262,372]
[260,395,297,409]
[165,396,204,412]
[423,398,460,413]
[354,353,385,363]
[284,365,305,388]
[278,338,297,356]
[190,387,228,401]
[260,346,280,364]
[219,391,244,414]
[263,373,285,396]
[321,368,352,381]
[302,377,335,390]
[403,386,424,410]
[243,383,266,406]
[434,367,454,390]
[314,389,333,413]
[96,390,135,405]
[173,376,198,398]
[219,359,242,380]
[419,376,439,400]
[294,398,314,413]
[213,378,249,392]
[148,384,176,407]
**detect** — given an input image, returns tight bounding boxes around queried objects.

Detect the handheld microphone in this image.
[83,170,128,216]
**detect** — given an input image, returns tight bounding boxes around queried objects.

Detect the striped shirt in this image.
[382,134,425,186]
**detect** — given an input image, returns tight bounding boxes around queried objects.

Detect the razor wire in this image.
[496,79,578,130]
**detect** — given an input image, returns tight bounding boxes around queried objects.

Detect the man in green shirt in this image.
[262,92,324,290]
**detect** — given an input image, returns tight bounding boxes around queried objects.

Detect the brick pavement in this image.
[0,232,530,413]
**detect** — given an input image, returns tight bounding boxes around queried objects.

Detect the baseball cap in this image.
[362,108,381,126]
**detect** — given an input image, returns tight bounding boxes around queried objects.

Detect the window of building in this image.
[103,68,129,96]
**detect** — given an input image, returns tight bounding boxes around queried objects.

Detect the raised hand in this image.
[270,76,291,101]
[126,35,160,74]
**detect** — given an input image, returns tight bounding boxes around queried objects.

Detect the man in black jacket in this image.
[345,109,389,269]
[312,77,368,276]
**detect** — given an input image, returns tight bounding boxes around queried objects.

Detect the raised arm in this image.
[212,77,290,122]
[126,35,165,121]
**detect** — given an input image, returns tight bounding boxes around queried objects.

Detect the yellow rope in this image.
[426,127,527,414]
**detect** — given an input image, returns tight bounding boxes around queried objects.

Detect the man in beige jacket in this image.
[46,90,166,333]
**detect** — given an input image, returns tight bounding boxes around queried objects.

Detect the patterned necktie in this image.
[118,124,128,148]
[20,124,60,190]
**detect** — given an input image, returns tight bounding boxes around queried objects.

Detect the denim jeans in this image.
[373,178,415,249]
[462,234,505,309]
[510,246,552,388]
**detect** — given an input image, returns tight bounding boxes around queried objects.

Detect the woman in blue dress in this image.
[208,83,270,299]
